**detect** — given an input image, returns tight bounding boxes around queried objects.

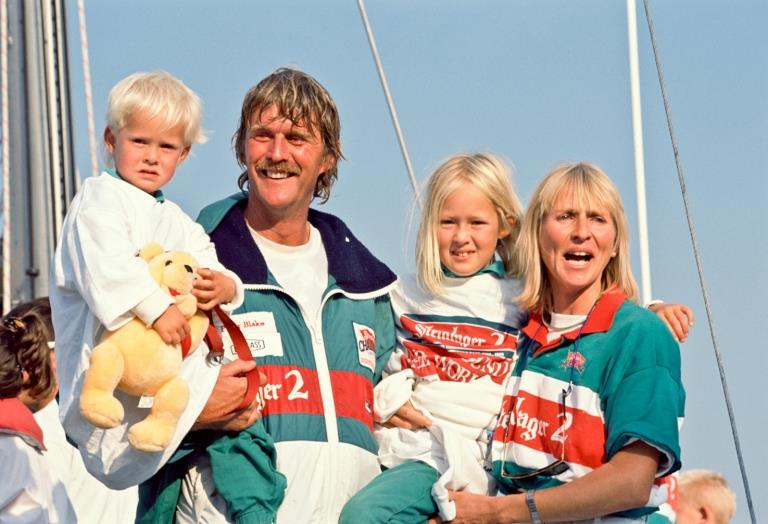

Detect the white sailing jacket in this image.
[50,172,242,489]
[375,265,526,520]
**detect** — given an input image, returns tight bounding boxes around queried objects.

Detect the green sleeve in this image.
[373,294,397,384]
[604,317,685,476]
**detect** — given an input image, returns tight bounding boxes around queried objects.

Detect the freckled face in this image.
[437,182,507,276]
[539,192,617,313]
[104,110,190,194]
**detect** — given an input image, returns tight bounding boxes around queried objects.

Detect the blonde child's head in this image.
[103,72,206,193]
[0,298,56,412]
[677,470,736,524]
[105,71,206,150]
[416,153,523,295]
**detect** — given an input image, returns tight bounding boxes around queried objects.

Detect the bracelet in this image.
[525,490,543,524]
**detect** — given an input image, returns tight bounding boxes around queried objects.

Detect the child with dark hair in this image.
[9,296,139,522]
[0,298,75,522]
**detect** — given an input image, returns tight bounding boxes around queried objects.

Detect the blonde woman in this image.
[450,162,684,523]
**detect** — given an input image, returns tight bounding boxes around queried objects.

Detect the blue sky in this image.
[66,1,767,520]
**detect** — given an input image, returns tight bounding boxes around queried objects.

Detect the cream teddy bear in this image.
[79,243,209,452]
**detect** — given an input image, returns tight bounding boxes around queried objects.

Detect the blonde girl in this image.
[341,152,527,523]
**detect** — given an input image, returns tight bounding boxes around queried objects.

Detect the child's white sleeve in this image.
[61,200,169,331]
[177,208,245,312]
[218,269,245,312]
[373,368,416,423]
[131,288,177,327]
[179,211,224,270]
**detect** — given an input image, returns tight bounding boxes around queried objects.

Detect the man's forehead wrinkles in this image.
[251,105,319,131]
[247,121,313,140]
[249,116,309,131]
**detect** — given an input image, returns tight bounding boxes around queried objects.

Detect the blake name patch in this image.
[213,311,284,359]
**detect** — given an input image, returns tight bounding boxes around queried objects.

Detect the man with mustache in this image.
[176,68,398,523]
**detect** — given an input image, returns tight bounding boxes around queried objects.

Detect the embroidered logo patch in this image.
[353,322,376,372]
[561,351,586,373]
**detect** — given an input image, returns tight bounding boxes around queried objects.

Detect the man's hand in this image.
[383,401,432,430]
[193,359,265,431]
[649,303,694,342]
[152,304,190,345]
[193,269,236,311]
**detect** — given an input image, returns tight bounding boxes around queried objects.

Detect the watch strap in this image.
[525,490,543,524]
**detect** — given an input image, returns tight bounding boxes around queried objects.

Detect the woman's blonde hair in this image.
[516,162,638,311]
[416,153,523,295]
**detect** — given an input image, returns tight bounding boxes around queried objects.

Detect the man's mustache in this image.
[254,160,301,175]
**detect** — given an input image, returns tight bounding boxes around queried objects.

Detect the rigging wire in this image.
[76,0,97,178]
[640,1,757,522]
[1,0,10,314]
[356,0,421,209]
[41,0,63,237]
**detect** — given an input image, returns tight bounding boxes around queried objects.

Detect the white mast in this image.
[626,0,652,305]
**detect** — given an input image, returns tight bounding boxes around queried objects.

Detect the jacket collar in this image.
[208,196,396,294]
[442,260,506,279]
[0,398,45,451]
[104,168,165,202]
[522,290,627,351]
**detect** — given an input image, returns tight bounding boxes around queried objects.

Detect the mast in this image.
[626,0,652,305]
[1,0,77,312]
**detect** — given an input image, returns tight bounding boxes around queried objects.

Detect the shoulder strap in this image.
[205,307,260,411]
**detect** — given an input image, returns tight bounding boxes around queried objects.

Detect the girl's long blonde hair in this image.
[416,153,524,295]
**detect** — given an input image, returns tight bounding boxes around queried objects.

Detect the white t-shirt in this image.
[248,224,328,322]
[545,312,588,343]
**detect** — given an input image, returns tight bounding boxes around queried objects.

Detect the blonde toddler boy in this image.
[51,71,244,486]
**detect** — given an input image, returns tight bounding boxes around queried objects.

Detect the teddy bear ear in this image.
[138,242,165,262]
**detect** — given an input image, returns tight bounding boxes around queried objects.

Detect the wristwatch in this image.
[525,490,543,524]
